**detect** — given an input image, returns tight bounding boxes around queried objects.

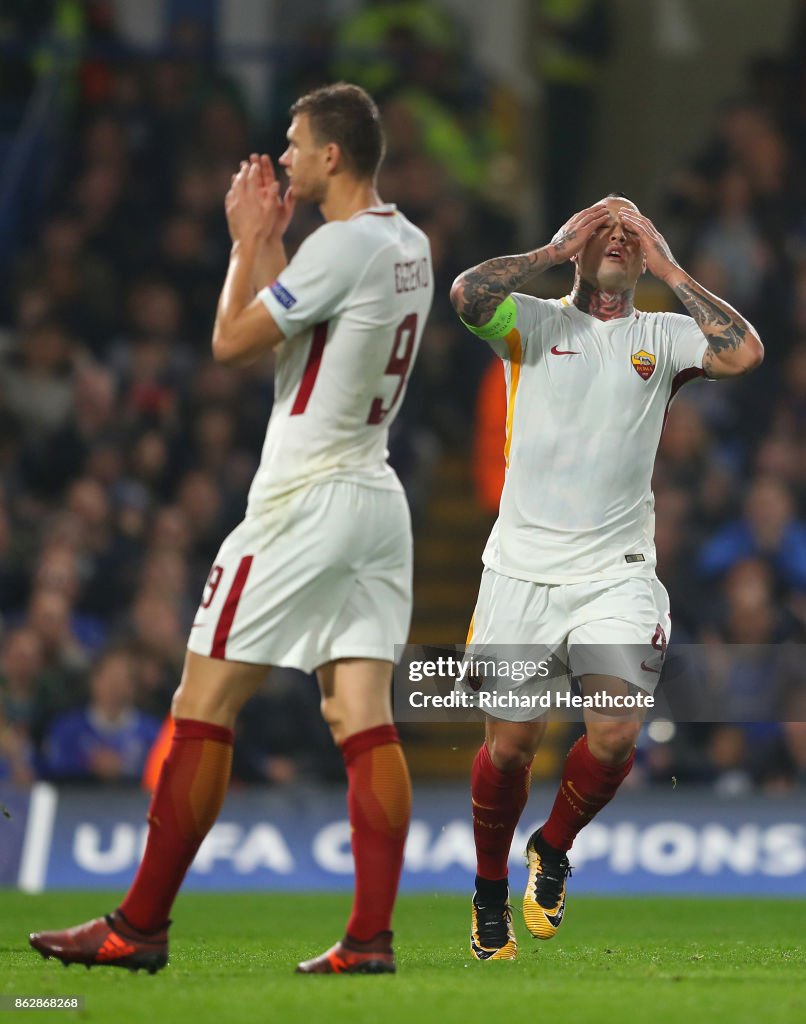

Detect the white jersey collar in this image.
[350,203,398,219]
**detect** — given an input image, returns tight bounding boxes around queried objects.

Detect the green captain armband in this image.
[460,295,518,340]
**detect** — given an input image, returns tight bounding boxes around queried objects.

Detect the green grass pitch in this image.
[4,891,805,1023]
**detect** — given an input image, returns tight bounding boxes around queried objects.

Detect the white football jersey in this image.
[471,294,708,583]
[250,204,433,512]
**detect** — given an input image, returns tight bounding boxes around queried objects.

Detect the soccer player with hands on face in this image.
[451,194,763,960]
[31,84,433,976]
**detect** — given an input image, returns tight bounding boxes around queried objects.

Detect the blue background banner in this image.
[3,783,805,895]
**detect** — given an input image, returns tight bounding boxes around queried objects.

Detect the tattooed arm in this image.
[620,209,764,379]
[450,204,610,326]
[669,274,763,378]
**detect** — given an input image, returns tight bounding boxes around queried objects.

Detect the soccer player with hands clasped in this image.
[30,84,433,976]
[451,195,763,960]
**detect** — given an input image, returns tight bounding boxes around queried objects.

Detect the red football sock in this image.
[341,724,411,941]
[119,718,233,933]
[472,742,531,881]
[541,734,634,852]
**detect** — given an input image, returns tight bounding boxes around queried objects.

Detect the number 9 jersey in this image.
[187,205,432,671]
[250,204,434,512]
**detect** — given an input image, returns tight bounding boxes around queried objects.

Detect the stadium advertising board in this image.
[3,783,805,895]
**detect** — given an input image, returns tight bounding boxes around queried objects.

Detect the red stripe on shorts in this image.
[211,555,253,659]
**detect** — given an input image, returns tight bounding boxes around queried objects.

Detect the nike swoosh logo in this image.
[190,622,205,629]
[470,939,497,960]
[545,906,565,928]
[640,660,661,673]
[550,345,579,356]
[566,780,596,805]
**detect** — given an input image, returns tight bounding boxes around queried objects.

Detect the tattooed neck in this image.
[571,278,634,321]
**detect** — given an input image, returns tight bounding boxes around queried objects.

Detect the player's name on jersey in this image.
[394,258,430,293]
[407,690,655,711]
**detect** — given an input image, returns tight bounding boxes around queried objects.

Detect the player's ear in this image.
[324,141,341,175]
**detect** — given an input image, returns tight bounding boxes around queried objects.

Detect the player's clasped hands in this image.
[224,153,295,245]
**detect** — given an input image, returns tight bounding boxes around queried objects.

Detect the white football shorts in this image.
[187,479,412,672]
[465,567,671,721]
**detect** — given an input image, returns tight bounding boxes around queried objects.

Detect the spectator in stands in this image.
[67,477,140,619]
[0,627,47,737]
[30,539,107,652]
[698,476,806,591]
[0,622,47,779]
[665,100,771,225]
[0,710,35,787]
[688,165,773,319]
[122,590,186,714]
[20,363,119,499]
[175,469,225,564]
[40,649,160,783]
[157,212,220,338]
[124,429,171,501]
[767,341,806,438]
[26,588,90,680]
[0,318,77,438]
[14,212,119,354]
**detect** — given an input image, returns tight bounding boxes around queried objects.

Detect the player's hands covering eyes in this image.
[548,203,612,264]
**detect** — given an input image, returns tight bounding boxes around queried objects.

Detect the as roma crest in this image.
[631,349,656,381]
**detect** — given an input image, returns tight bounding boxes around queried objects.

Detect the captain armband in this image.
[460,295,517,340]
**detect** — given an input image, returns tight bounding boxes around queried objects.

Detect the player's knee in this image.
[172,679,216,721]
[487,734,537,772]
[171,677,243,726]
[171,685,189,720]
[320,696,344,740]
[586,720,640,765]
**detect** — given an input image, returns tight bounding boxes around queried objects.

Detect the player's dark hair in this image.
[290,82,385,181]
[606,191,634,202]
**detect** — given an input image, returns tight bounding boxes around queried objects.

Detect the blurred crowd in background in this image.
[1,0,806,796]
